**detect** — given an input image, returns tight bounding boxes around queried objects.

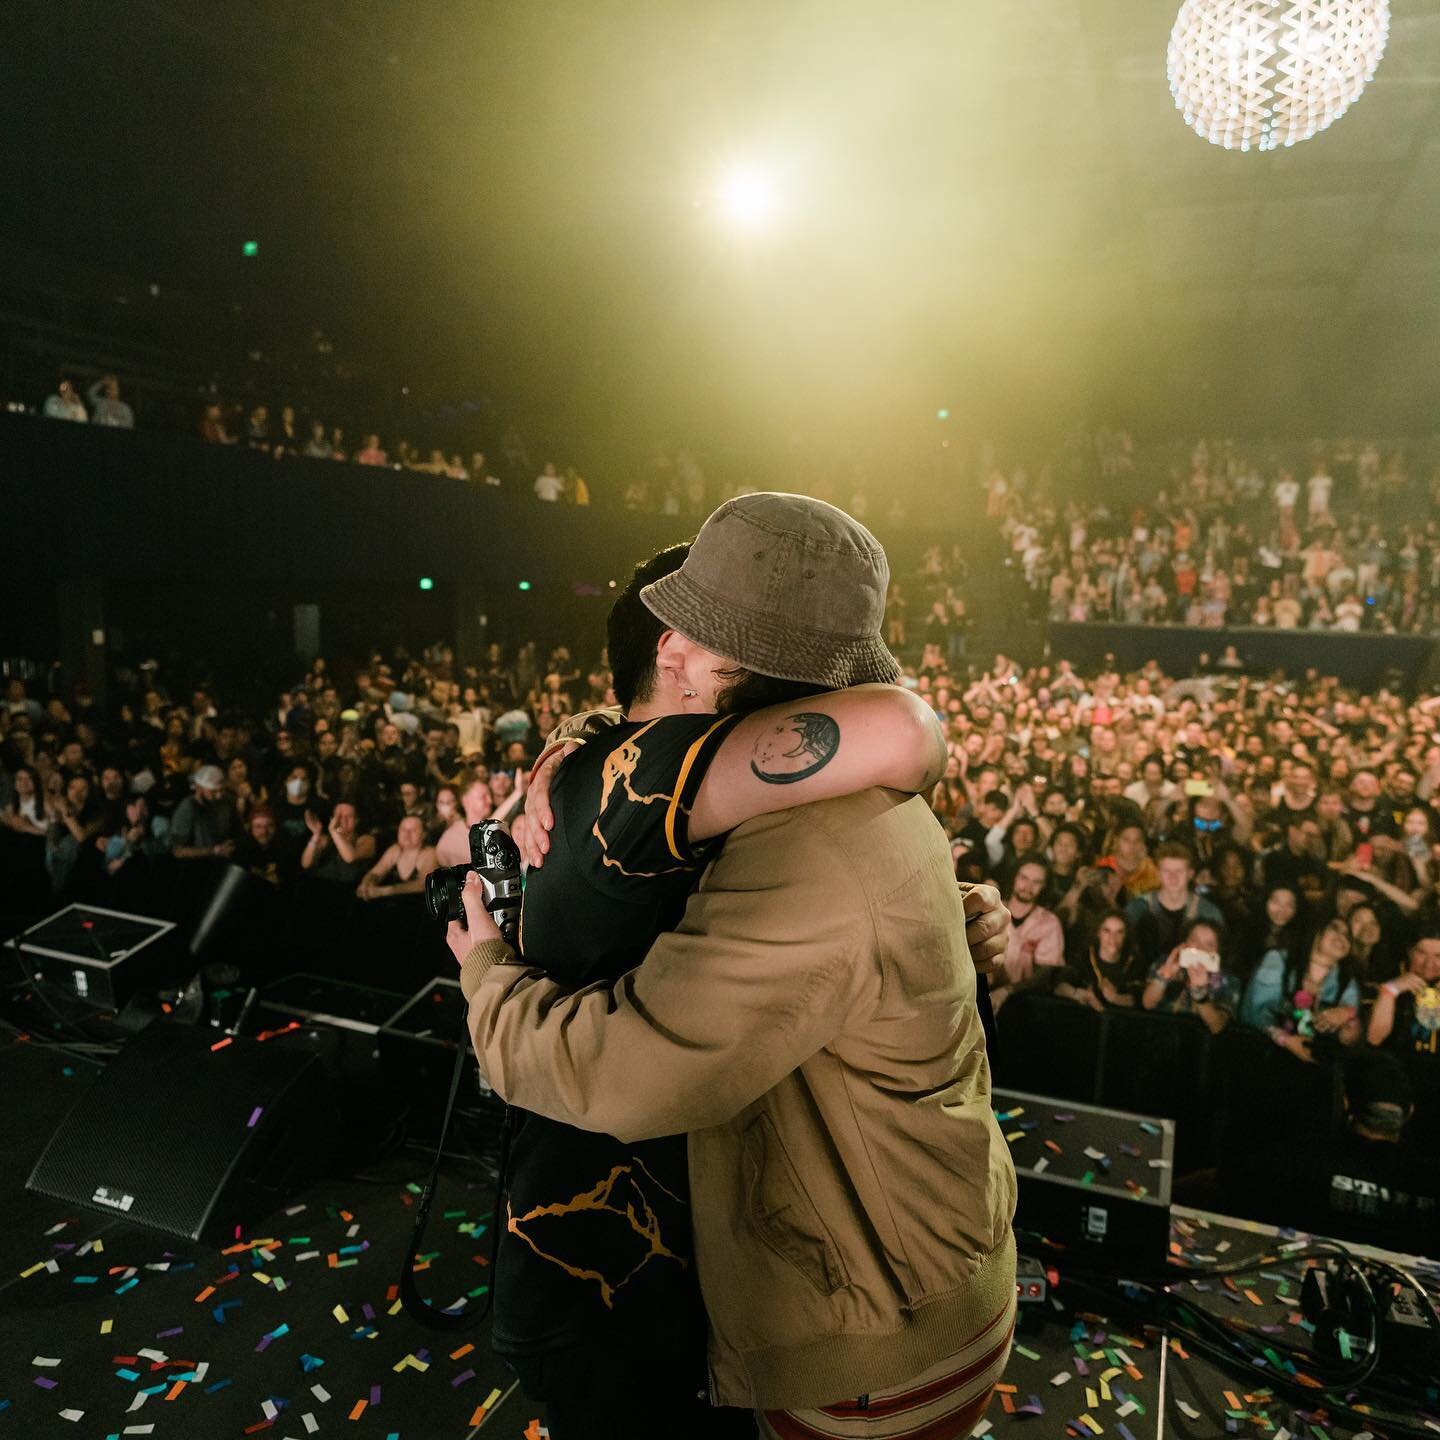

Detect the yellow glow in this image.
[717,167,776,230]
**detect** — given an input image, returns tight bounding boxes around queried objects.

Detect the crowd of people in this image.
[990,433,1440,634]
[4,585,1439,1248]
[6,630,1439,1069]
[37,363,1440,606]
[915,649,1440,1076]
[34,371,735,514]
[0,643,598,912]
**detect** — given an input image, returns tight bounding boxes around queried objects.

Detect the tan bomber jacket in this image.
[461,786,1017,1410]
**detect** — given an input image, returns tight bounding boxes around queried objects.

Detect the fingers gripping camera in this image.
[425,820,523,946]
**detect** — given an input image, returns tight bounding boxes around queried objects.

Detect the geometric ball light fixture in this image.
[1167,0,1390,151]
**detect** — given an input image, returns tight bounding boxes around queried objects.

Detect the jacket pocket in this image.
[742,1114,850,1297]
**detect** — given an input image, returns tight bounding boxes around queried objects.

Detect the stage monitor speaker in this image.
[993,1086,1174,1268]
[27,1020,327,1246]
[17,903,176,1010]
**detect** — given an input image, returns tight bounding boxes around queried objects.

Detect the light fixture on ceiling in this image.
[1167,0,1390,152]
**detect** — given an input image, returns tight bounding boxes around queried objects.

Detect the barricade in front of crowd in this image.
[993,992,1215,1170]
[1100,1006,1214,1171]
[994,990,1104,1104]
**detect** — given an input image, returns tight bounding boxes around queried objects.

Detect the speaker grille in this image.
[27,1022,320,1243]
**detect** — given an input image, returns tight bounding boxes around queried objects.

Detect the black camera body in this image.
[424,821,522,946]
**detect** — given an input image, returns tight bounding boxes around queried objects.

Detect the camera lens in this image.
[424,868,459,924]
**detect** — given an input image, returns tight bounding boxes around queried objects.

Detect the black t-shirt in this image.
[1301,1133,1440,1252]
[493,712,740,1357]
[1260,845,1331,908]
[1059,945,1147,1003]
[1381,989,1440,1058]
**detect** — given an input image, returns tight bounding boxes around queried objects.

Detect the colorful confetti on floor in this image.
[3,1033,1435,1438]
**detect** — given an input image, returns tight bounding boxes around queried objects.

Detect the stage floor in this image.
[1,1026,1436,1440]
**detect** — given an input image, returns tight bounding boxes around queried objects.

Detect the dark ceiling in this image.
[6,0,1440,464]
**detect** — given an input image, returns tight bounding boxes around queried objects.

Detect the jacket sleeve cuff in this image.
[458,939,518,1000]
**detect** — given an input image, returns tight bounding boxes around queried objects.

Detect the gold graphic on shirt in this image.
[506,1157,688,1309]
[591,717,702,878]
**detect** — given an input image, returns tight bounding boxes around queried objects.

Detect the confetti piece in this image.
[348,1398,367,1420]
[312,1384,331,1403]
[303,1415,319,1435]
[247,1106,264,1128]
[452,1368,477,1387]
[34,1377,58,1390]
[1013,1342,1040,1361]
[209,1037,232,1052]
[1178,1400,1201,1419]
[449,1342,474,1360]
[332,1305,349,1324]
[1052,1372,1072,1386]
[262,1399,279,1420]
[32,1356,61,1366]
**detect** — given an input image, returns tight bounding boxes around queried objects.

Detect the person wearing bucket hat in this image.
[639,491,902,693]
[450,494,1017,1436]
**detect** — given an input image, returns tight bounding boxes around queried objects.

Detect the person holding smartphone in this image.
[1142,919,1240,1034]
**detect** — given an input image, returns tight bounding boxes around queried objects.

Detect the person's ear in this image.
[654,630,691,693]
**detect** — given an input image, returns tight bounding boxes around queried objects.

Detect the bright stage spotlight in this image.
[717,167,776,230]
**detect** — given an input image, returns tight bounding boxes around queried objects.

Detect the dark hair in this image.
[981,788,1010,813]
[607,544,690,710]
[714,669,824,717]
[1409,915,1440,952]
[1049,822,1091,861]
[5,764,42,815]
[1085,906,1141,979]
[1287,910,1357,1006]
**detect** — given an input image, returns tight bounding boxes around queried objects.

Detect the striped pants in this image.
[755,1293,1016,1440]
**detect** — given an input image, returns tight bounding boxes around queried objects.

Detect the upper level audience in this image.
[990,434,1440,634]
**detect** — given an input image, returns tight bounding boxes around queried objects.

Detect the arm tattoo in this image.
[750,711,840,785]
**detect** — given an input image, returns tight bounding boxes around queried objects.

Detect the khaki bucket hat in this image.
[640,492,901,689]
